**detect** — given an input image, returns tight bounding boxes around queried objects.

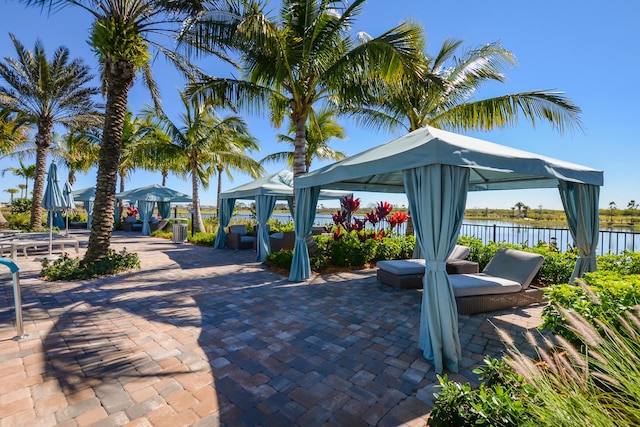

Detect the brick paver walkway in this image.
[0,231,545,426]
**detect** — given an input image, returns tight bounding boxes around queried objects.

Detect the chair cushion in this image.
[449,245,470,260]
[377,259,425,275]
[240,236,254,243]
[482,248,544,289]
[449,273,523,297]
[270,232,284,239]
[229,225,247,234]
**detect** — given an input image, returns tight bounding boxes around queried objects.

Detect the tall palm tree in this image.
[261,107,347,173]
[351,33,581,134]
[149,92,262,232]
[21,0,226,262]
[188,0,423,182]
[0,34,100,229]
[2,160,37,198]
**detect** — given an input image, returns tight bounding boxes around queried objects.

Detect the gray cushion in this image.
[377,259,426,275]
[240,235,254,243]
[449,245,470,260]
[271,232,284,239]
[482,248,544,290]
[449,273,522,297]
[229,225,247,234]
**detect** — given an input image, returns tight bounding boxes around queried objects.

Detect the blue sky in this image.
[0,0,638,210]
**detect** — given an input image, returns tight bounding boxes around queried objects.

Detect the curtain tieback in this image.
[426,261,447,272]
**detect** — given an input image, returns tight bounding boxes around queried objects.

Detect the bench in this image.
[0,238,80,260]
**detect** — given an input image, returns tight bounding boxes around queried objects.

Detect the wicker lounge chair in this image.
[227,225,255,250]
[376,245,476,289]
[451,248,545,314]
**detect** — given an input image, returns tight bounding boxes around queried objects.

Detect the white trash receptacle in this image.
[172,218,188,243]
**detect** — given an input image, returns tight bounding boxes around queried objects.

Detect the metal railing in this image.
[0,258,27,340]
[459,223,640,255]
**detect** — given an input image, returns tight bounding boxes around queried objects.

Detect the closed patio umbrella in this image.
[41,162,66,258]
[62,181,75,236]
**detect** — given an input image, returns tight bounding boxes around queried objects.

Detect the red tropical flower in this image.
[375,201,393,220]
[332,210,346,225]
[364,210,378,226]
[340,195,360,215]
[352,218,365,232]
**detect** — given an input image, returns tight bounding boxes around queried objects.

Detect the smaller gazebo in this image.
[117,184,192,235]
[215,169,350,261]
[71,186,96,229]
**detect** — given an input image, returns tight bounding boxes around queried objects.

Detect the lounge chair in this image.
[377,245,476,289]
[0,235,80,260]
[227,225,255,250]
[377,247,545,314]
[269,231,296,252]
[451,248,545,314]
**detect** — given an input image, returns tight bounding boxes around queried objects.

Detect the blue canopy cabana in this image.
[291,126,604,374]
[116,184,192,235]
[71,186,95,229]
[215,169,350,261]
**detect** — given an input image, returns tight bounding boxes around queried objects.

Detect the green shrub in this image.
[541,272,640,342]
[429,357,531,427]
[327,232,377,267]
[267,219,295,232]
[597,251,640,275]
[11,198,31,214]
[40,248,140,281]
[187,232,216,246]
[265,249,294,270]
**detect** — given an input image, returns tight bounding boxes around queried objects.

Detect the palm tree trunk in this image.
[84,60,134,263]
[191,164,205,233]
[292,113,307,179]
[216,166,223,217]
[29,121,52,229]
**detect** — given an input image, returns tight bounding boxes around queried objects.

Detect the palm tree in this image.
[261,107,347,173]
[21,0,226,262]
[149,92,262,232]
[0,108,30,156]
[188,0,423,182]
[0,34,100,229]
[4,188,19,209]
[2,160,37,198]
[52,130,101,185]
[351,32,581,134]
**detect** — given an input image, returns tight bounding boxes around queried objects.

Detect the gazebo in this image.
[71,186,96,229]
[215,169,350,261]
[116,184,192,235]
[290,126,604,373]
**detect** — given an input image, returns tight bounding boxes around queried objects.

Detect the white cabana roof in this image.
[294,126,603,192]
[220,169,351,200]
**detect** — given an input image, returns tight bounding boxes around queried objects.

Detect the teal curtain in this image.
[558,181,600,282]
[288,187,320,281]
[139,201,155,235]
[157,202,171,219]
[214,198,236,249]
[286,197,294,220]
[84,201,93,229]
[255,195,277,262]
[404,165,469,373]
